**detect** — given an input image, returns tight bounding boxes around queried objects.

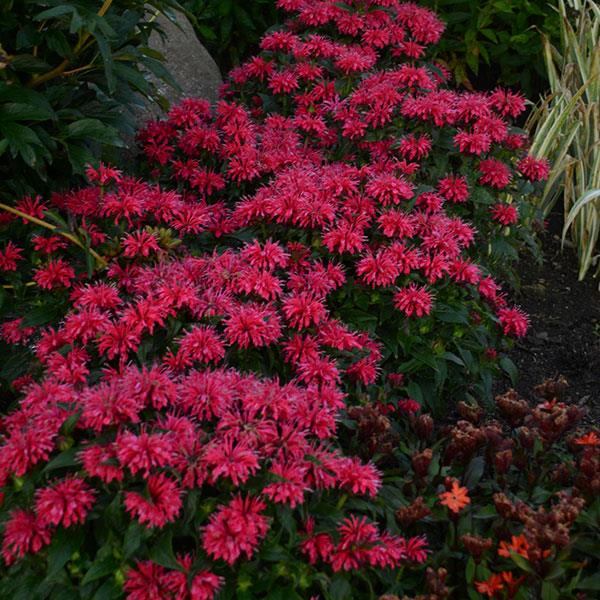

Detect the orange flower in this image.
[575,431,600,446]
[498,534,530,559]
[475,573,504,597]
[439,479,470,513]
[501,571,525,598]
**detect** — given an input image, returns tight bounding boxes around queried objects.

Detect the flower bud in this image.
[494,449,513,474]
[411,448,433,477]
[413,414,434,439]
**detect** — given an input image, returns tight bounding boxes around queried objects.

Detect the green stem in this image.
[0,202,107,269]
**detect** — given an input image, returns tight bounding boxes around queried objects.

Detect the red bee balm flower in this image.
[202,494,270,564]
[33,258,76,289]
[518,156,550,181]
[124,473,182,528]
[394,283,433,317]
[1,510,52,565]
[497,307,529,337]
[491,203,519,226]
[35,477,96,528]
[479,159,512,189]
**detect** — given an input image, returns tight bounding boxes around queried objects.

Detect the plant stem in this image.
[27,0,114,88]
[0,203,106,268]
[2,282,36,289]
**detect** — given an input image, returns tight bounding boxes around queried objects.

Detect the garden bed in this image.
[505,215,600,419]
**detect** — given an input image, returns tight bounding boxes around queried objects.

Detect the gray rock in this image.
[149,13,222,106]
[121,12,222,162]
[132,12,222,127]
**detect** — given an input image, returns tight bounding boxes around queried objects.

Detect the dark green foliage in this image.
[0,0,180,201]
[182,0,281,71]
[179,0,562,97]
[422,0,562,98]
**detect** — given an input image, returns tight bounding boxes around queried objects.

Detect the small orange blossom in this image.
[575,431,600,446]
[439,479,470,513]
[475,573,503,597]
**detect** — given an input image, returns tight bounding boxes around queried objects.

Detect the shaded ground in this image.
[503,222,600,421]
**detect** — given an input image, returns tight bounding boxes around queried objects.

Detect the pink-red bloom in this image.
[497,307,529,337]
[394,284,433,318]
[34,477,96,528]
[202,495,270,564]
[124,473,182,528]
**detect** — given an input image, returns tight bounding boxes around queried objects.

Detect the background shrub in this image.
[421,0,561,99]
[0,0,178,202]
[178,0,562,98]
[137,0,549,412]
[181,0,280,71]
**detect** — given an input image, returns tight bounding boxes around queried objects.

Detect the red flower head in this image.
[35,476,96,528]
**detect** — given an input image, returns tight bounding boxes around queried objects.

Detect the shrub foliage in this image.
[0,0,178,201]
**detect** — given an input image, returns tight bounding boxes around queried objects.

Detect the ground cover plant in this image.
[1,1,593,599]
[349,377,600,599]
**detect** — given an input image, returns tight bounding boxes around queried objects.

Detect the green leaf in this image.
[63,119,117,143]
[92,31,116,94]
[123,522,144,560]
[466,556,476,584]
[43,448,79,473]
[329,575,352,600]
[46,527,85,581]
[0,121,44,165]
[576,573,600,590]
[541,581,560,600]
[0,102,55,122]
[81,555,120,586]
[148,530,181,571]
[34,6,76,21]
[265,588,304,600]
[21,303,65,328]
[509,551,534,573]
[436,304,469,324]
[464,455,485,490]
[500,356,518,385]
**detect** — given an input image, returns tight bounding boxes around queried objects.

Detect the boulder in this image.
[148,13,222,107]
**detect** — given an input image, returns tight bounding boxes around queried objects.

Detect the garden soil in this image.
[502,220,600,422]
